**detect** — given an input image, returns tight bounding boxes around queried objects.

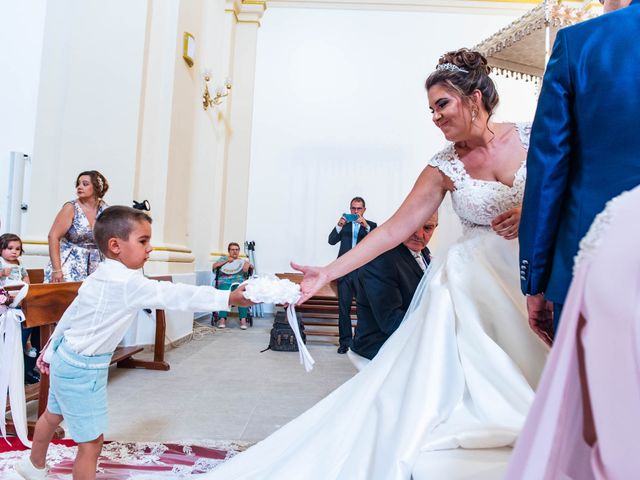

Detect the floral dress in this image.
[45,200,107,282]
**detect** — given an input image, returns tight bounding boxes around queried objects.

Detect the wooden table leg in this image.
[117,310,170,371]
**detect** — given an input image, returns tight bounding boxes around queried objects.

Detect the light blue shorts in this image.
[47,337,112,442]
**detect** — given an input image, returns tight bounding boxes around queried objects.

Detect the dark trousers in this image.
[22,325,40,379]
[553,302,564,335]
[337,271,358,347]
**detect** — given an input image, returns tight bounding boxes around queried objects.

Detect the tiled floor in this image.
[19,316,512,479]
[99,315,356,443]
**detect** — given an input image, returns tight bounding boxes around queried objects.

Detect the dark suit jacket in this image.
[519,1,640,303]
[352,244,430,359]
[328,220,378,258]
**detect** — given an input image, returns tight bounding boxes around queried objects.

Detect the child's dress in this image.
[0,257,28,286]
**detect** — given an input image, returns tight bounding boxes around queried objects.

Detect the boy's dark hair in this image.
[0,233,24,255]
[227,242,241,252]
[94,206,152,255]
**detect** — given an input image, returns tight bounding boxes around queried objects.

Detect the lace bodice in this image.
[427,123,531,229]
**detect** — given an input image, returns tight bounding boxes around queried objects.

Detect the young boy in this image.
[16,206,253,480]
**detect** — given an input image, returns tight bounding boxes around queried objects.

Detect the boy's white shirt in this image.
[43,258,231,361]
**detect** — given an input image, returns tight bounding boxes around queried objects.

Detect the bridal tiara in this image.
[436,63,469,74]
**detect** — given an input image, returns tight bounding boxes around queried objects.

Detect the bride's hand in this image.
[291,262,330,305]
[491,206,521,240]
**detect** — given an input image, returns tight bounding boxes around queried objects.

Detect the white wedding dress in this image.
[205,123,548,480]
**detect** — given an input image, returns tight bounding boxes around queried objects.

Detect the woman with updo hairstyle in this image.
[45,170,109,283]
[205,49,548,480]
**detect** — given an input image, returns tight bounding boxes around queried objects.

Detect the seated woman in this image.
[45,170,108,283]
[212,242,253,329]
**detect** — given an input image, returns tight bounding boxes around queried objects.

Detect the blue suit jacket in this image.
[519,1,640,303]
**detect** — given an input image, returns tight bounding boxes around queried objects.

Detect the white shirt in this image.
[411,250,428,272]
[44,259,230,360]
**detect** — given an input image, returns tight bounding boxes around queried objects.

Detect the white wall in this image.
[246,7,538,274]
[0,0,47,234]
[26,0,148,245]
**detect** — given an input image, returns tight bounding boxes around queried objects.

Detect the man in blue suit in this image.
[519,0,640,341]
[328,197,377,353]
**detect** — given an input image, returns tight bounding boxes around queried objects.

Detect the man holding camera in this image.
[328,197,377,354]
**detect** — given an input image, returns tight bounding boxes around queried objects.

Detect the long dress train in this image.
[206,123,548,479]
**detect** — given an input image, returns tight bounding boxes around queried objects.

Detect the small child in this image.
[0,233,29,287]
[0,234,39,382]
[15,206,253,480]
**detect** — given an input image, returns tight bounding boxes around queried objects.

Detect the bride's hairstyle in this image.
[425,49,499,119]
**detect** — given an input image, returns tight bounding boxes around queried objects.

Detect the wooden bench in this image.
[26,268,45,284]
[275,273,357,338]
[4,277,171,438]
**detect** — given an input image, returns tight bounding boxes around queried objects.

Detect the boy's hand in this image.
[229,284,255,307]
[36,353,50,375]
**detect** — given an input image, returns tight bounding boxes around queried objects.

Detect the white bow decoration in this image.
[0,282,31,447]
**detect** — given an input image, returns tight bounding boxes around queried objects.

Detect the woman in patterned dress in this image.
[45,170,109,283]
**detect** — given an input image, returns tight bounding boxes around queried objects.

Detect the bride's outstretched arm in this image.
[294,166,446,303]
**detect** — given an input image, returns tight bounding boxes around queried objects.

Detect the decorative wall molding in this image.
[22,240,195,263]
[262,0,543,14]
[226,0,268,25]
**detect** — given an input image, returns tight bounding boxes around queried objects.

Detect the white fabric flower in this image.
[242,275,301,304]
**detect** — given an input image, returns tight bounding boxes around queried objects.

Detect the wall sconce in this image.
[202,69,232,111]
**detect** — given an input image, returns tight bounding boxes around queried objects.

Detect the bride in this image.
[206,49,549,480]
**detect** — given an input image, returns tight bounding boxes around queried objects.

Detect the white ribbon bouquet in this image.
[0,282,31,447]
[242,275,315,372]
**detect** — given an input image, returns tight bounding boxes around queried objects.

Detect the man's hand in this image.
[356,215,368,229]
[242,261,253,273]
[526,294,554,346]
[291,262,330,304]
[337,217,347,227]
[36,353,50,376]
[491,207,521,240]
[229,284,254,307]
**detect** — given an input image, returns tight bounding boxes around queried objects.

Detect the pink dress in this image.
[506,185,640,479]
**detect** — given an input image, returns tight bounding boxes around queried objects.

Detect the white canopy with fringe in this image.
[474,0,601,85]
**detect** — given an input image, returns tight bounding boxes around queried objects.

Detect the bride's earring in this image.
[471,106,478,122]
